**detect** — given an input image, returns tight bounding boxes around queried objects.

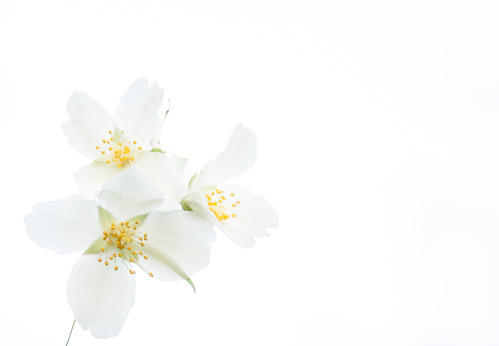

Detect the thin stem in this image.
[158,100,170,145]
[65,320,75,346]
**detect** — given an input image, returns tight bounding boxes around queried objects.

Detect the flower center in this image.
[96,130,143,168]
[98,220,154,277]
[205,188,241,221]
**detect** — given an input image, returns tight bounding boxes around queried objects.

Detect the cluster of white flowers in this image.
[24,79,278,339]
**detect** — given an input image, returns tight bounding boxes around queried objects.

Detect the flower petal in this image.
[66,254,135,339]
[138,210,215,281]
[97,167,164,221]
[25,195,101,254]
[113,79,163,147]
[217,185,278,248]
[74,163,121,200]
[201,124,257,187]
[134,151,188,202]
[62,91,114,159]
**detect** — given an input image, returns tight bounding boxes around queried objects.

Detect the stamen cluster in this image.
[96,130,142,168]
[205,188,241,221]
[98,220,153,276]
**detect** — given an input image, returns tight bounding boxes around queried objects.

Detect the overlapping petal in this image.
[66,254,136,339]
[97,167,164,221]
[134,151,187,202]
[25,195,102,254]
[138,210,216,281]
[74,162,121,200]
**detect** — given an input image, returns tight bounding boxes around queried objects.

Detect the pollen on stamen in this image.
[144,256,148,260]
[101,247,105,252]
[149,273,154,277]
[105,261,109,266]
[98,258,102,262]
[114,266,118,271]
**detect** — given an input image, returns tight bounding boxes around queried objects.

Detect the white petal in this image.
[217,185,278,248]
[138,210,215,281]
[201,124,257,187]
[25,195,101,253]
[134,151,188,202]
[166,151,188,175]
[97,167,164,221]
[63,92,114,159]
[66,254,135,339]
[182,188,220,224]
[113,79,163,147]
[74,163,121,200]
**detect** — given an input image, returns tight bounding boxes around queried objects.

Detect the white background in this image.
[2,0,499,345]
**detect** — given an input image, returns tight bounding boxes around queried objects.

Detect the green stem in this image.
[65,320,75,346]
[158,101,170,145]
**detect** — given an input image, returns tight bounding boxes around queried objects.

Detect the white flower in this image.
[25,167,215,338]
[62,79,186,201]
[181,124,278,248]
